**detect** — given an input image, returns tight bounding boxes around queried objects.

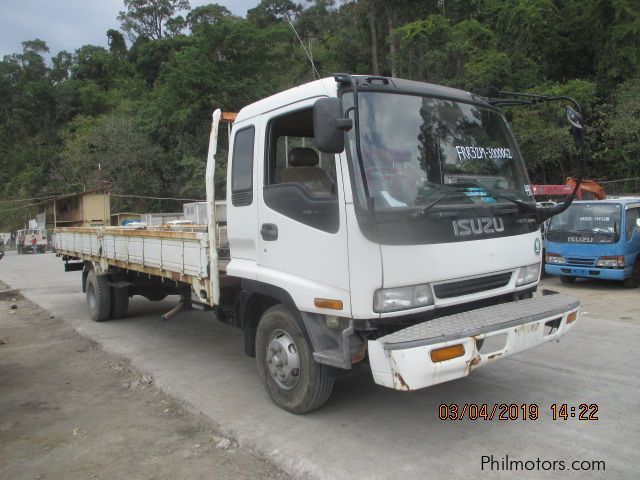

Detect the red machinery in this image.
[533,177,606,201]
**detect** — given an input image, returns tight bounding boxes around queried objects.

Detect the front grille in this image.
[566,257,596,266]
[433,272,512,299]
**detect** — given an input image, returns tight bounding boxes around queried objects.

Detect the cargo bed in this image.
[54,225,228,306]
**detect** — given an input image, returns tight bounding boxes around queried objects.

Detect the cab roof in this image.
[234,75,484,124]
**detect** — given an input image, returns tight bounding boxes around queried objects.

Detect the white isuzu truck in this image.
[55,75,583,413]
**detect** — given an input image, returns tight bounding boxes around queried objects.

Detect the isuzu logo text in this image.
[452,217,505,237]
[568,236,594,243]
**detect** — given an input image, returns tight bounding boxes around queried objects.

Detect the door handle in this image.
[260,223,278,241]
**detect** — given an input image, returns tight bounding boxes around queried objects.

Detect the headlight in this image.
[516,263,540,286]
[545,253,565,264]
[596,256,625,268]
[373,284,434,313]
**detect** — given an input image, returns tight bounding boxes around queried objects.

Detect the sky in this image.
[0,0,261,58]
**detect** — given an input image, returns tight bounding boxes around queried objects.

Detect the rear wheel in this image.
[110,287,130,318]
[255,304,333,413]
[86,270,111,322]
[560,276,576,284]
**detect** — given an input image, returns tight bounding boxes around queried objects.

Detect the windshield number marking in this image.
[455,146,513,161]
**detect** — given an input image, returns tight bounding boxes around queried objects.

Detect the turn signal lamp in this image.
[567,311,578,324]
[314,298,343,310]
[430,344,465,363]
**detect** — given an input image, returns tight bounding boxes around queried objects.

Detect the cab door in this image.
[256,99,351,313]
[624,204,640,273]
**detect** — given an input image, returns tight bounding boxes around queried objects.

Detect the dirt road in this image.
[0,282,288,480]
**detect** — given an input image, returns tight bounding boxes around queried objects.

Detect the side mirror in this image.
[313,98,352,153]
[566,106,584,150]
[565,106,583,130]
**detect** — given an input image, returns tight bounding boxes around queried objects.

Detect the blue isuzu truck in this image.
[545,198,640,286]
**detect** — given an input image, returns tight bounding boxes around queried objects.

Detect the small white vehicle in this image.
[17,228,47,254]
[55,75,584,413]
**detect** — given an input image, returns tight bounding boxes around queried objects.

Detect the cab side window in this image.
[263,107,339,233]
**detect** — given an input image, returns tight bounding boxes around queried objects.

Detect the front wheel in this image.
[255,305,333,413]
[623,259,640,288]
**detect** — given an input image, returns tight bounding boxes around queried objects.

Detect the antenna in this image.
[285,12,321,79]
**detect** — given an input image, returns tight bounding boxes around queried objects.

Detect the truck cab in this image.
[545,198,640,286]
[224,76,579,411]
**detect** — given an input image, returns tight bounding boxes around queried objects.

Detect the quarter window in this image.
[231,126,255,206]
[626,207,640,241]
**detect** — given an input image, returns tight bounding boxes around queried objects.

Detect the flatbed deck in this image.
[54,225,228,305]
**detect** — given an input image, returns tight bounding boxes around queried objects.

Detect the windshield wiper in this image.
[574,228,616,236]
[416,184,535,217]
[460,181,536,213]
[415,187,470,216]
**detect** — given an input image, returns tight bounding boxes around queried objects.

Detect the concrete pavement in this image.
[1,251,638,479]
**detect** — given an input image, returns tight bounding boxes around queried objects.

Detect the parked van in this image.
[545,198,640,286]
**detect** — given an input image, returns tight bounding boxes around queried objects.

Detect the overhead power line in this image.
[0,200,49,213]
[0,195,58,203]
[0,194,204,214]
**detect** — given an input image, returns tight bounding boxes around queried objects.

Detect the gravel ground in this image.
[0,282,289,480]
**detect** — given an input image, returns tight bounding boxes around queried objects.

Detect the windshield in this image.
[548,202,621,244]
[345,91,534,212]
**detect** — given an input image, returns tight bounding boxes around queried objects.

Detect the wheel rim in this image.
[87,283,96,311]
[266,329,300,390]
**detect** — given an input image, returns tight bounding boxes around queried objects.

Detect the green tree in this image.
[107,29,127,55]
[187,3,233,32]
[509,80,598,184]
[601,78,640,188]
[56,113,163,210]
[247,0,301,28]
[118,0,191,41]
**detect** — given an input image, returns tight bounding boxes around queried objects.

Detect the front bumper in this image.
[368,294,579,391]
[545,264,627,281]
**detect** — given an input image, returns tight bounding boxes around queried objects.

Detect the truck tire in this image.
[255,304,333,413]
[560,276,576,284]
[110,287,130,319]
[86,271,111,322]
[623,259,640,288]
